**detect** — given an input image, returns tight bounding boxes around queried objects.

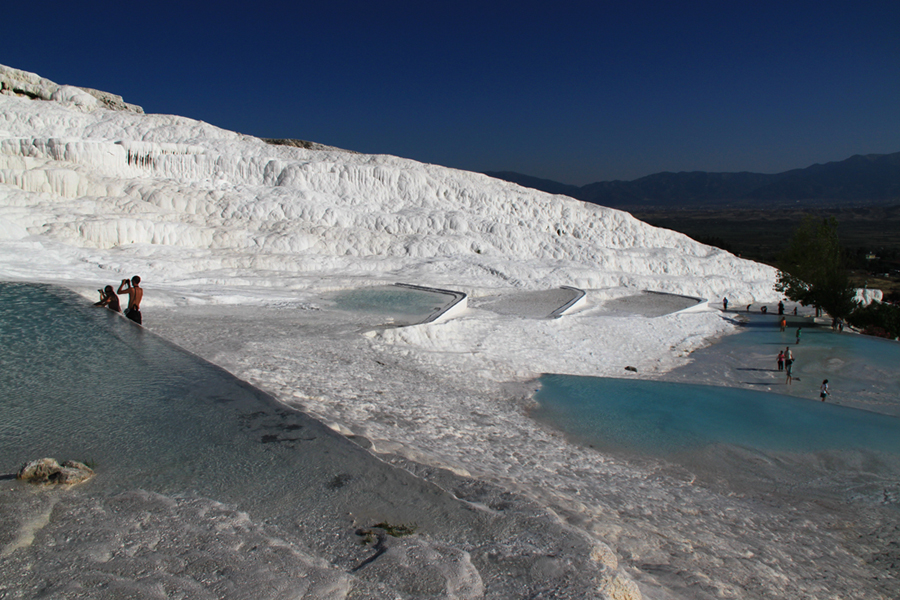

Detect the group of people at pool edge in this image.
[723,296,795,317]
[94,275,143,324]
[723,296,834,402]
[777,347,794,384]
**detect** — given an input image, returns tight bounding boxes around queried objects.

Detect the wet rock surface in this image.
[16,458,94,486]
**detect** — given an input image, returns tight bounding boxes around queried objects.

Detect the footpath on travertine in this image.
[658,308,900,417]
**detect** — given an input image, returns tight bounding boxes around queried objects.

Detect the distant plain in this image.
[630,205,900,296]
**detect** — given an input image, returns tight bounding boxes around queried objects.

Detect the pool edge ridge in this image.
[393,282,467,324]
[549,286,587,319]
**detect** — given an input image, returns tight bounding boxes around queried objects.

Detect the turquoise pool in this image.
[327,284,456,325]
[532,372,900,501]
[0,282,457,530]
[532,374,900,457]
[662,312,900,416]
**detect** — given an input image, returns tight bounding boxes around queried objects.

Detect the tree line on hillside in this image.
[776,216,900,339]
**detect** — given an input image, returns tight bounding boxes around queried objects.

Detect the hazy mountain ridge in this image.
[485,152,900,209]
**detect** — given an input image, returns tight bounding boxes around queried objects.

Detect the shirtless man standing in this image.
[118,276,143,325]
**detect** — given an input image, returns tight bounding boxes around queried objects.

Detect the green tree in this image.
[848,301,900,339]
[775,216,858,318]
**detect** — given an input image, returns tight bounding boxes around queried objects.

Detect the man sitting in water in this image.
[94,285,121,312]
[117,276,143,324]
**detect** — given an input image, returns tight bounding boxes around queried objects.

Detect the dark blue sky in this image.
[4,1,899,184]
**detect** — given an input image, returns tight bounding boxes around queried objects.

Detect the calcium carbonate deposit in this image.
[1,64,897,600]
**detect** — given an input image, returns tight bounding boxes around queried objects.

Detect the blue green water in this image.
[329,285,454,324]
[0,282,452,529]
[717,315,900,397]
[532,374,900,457]
[0,282,348,502]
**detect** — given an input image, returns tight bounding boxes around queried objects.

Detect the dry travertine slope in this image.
[0,63,777,304]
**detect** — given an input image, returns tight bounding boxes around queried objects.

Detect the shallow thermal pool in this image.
[0,282,486,536]
[326,284,457,325]
[532,375,900,455]
[0,282,623,598]
[532,373,900,500]
[664,311,900,415]
[594,291,702,317]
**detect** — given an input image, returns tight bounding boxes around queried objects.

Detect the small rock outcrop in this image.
[263,138,357,153]
[0,64,143,113]
[17,458,94,486]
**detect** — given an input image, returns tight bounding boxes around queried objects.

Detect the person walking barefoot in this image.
[784,348,794,385]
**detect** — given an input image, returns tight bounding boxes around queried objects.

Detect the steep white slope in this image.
[0,65,776,302]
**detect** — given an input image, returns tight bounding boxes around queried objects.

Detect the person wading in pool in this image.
[94,285,121,313]
[784,348,794,385]
[118,276,143,325]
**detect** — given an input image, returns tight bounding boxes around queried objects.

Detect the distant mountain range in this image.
[484,151,900,209]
